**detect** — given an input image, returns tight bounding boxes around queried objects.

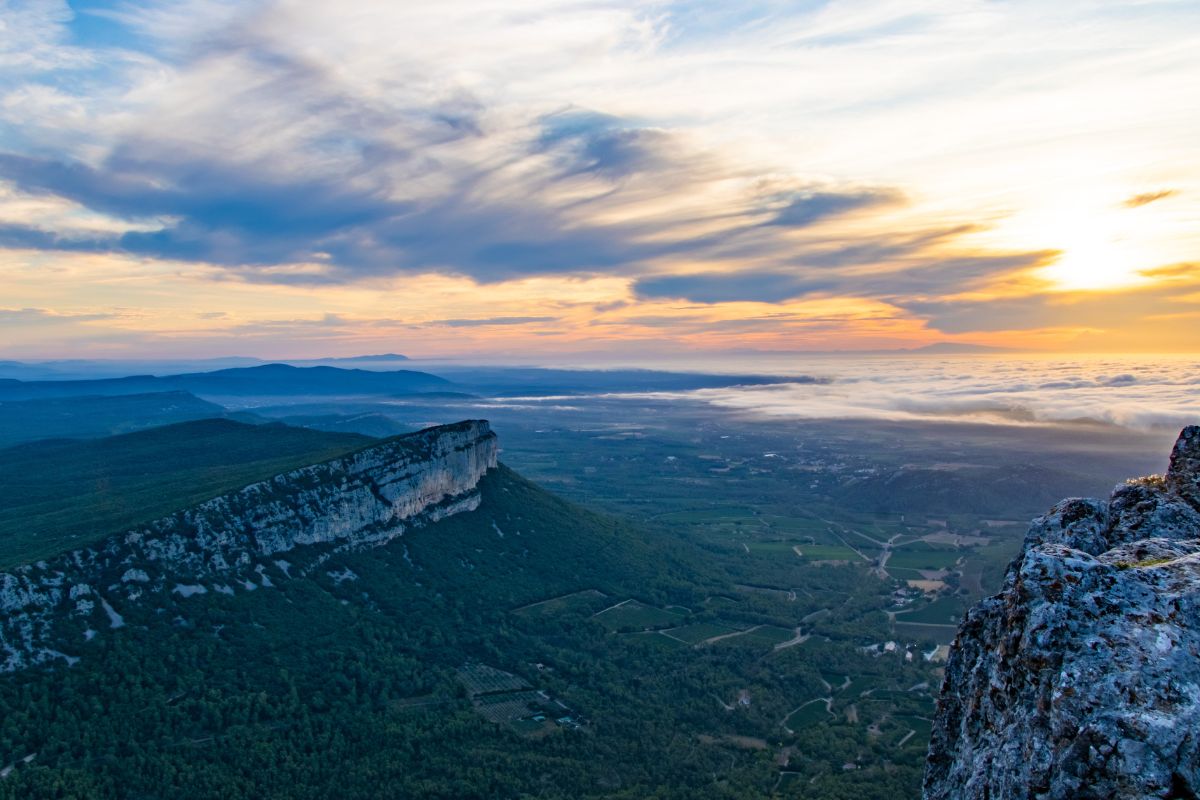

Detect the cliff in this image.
[925,426,1200,799]
[0,420,498,672]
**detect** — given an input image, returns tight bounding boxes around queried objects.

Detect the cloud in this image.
[625,357,1200,432]
[2,0,1199,356]
[0,2,1008,296]
[0,307,117,325]
[429,316,559,327]
[635,252,1056,304]
[899,273,1200,334]
[1123,189,1177,208]
[765,189,901,227]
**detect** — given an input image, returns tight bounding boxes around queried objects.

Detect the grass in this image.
[1116,556,1174,570]
[0,419,373,569]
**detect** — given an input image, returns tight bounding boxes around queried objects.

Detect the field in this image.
[886,543,962,571]
[661,622,741,644]
[896,596,967,625]
[456,664,531,696]
[593,600,689,631]
[893,621,959,645]
[785,699,834,729]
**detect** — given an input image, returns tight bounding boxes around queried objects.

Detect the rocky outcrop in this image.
[925,426,1200,799]
[0,420,497,672]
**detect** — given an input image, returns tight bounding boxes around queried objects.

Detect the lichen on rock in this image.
[925,425,1200,799]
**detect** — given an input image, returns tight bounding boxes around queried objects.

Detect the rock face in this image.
[925,426,1200,799]
[0,420,497,672]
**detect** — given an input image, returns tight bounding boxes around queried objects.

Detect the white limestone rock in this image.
[925,425,1200,799]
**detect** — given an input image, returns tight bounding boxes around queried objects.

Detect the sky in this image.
[1,0,1198,360]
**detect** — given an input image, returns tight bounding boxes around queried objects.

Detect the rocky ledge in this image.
[925,426,1200,799]
[0,420,498,672]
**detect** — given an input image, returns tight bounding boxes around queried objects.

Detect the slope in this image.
[0,391,229,447]
[0,419,372,568]
[0,465,716,800]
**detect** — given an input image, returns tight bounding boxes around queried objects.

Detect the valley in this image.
[0,363,1181,799]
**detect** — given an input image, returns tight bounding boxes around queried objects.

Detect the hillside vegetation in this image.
[0,419,371,568]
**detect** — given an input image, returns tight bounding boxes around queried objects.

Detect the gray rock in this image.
[925,425,1200,799]
[0,420,498,672]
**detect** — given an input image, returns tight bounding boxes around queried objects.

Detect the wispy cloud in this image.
[429,316,560,327]
[0,0,1198,355]
[1124,189,1177,208]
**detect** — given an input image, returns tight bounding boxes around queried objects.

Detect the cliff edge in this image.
[0,420,497,672]
[925,426,1200,799]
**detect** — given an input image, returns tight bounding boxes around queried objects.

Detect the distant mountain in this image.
[0,364,453,401]
[427,366,800,395]
[291,353,409,364]
[902,342,1015,355]
[0,391,228,447]
[0,357,264,380]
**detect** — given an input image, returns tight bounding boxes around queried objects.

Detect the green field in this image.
[895,714,934,743]
[655,506,756,523]
[894,621,959,645]
[512,589,609,617]
[793,544,865,562]
[594,601,689,631]
[896,596,966,625]
[716,624,796,648]
[743,541,865,563]
[662,622,740,644]
[785,700,833,729]
[887,544,963,571]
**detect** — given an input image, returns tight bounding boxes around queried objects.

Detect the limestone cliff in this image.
[0,420,497,672]
[925,426,1200,799]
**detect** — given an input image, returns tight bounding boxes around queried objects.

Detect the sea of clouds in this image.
[626,356,1200,432]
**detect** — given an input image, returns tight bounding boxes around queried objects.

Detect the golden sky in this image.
[1,0,1198,359]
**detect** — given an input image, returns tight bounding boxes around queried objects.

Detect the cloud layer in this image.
[617,355,1200,432]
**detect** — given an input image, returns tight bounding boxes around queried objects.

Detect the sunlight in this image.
[1029,207,1159,291]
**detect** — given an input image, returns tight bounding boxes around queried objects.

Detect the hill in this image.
[0,419,372,568]
[0,420,930,799]
[0,364,453,401]
[0,391,229,447]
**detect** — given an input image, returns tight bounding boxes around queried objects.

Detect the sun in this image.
[1027,207,1161,292]
[1043,233,1139,291]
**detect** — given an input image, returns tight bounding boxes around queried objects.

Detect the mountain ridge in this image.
[0,364,452,400]
[0,420,497,672]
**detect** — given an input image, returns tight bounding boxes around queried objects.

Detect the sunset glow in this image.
[1,1,1198,358]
